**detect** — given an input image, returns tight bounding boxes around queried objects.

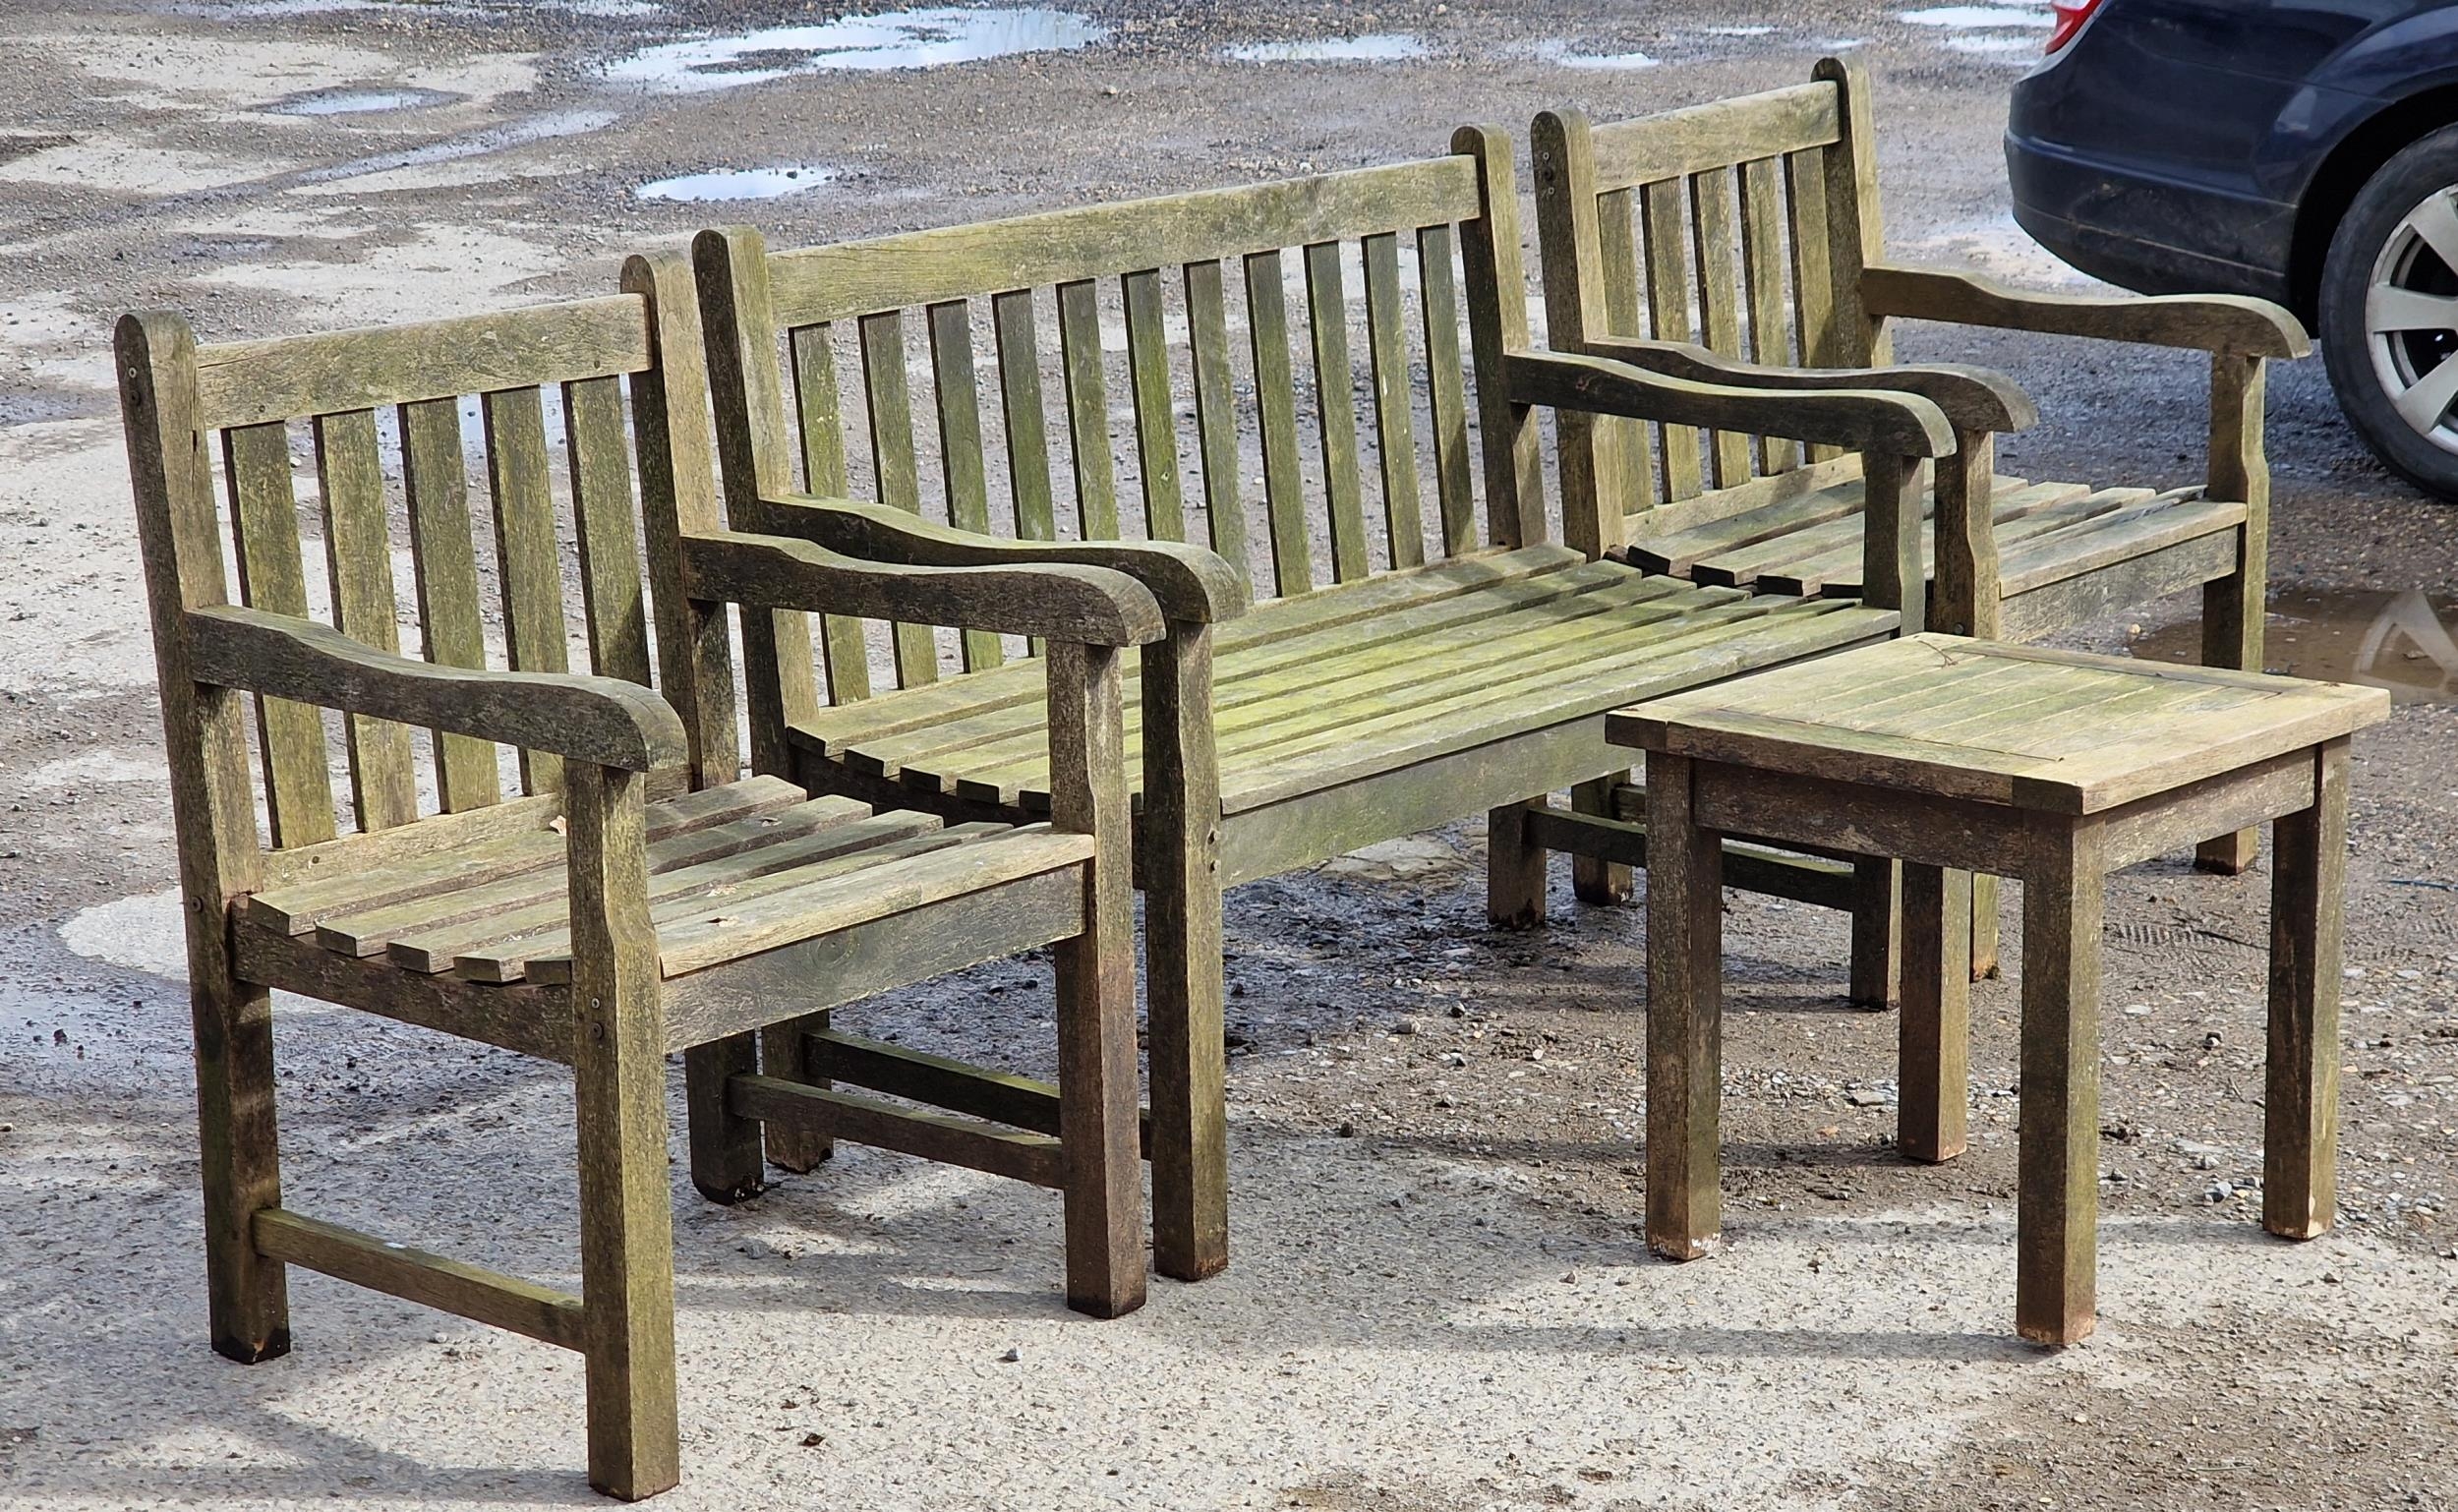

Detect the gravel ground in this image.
[3,3,2457,1509]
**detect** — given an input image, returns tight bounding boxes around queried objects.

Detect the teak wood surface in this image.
[1611,635,2388,1344]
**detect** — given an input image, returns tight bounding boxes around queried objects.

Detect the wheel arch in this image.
[2289,88,2458,321]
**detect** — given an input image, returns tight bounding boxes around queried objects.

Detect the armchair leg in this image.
[196,973,291,1364]
[568,766,681,1501]
[1571,775,1633,904]
[1050,642,1148,1318]
[2199,357,2269,876]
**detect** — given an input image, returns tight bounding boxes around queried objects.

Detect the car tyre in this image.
[2321,123,2458,502]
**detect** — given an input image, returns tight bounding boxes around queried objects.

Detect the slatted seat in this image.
[1528,59,2310,984]
[685,130,1963,1286]
[118,270,1160,1500]
[794,547,1892,878]
[237,776,1086,990]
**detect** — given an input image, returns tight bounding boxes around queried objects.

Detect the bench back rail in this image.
[694,147,1546,708]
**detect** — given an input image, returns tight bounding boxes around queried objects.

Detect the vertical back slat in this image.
[1182,259,1249,584]
[1738,157,1799,476]
[790,323,850,495]
[221,421,337,846]
[1302,240,1369,581]
[1055,280,1119,539]
[561,375,654,688]
[1595,186,1656,511]
[1415,222,1476,557]
[1640,180,1705,501]
[992,290,1057,545]
[858,310,937,688]
[1785,145,1844,463]
[481,385,567,794]
[927,299,1001,671]
[1243,249,1312,595]
[1120,268,1185,544]
[398,397,501,813]
[1360,232,1426,570]
[791,323,871,699]
[1689,167,1753,489]
[312,408,418,830]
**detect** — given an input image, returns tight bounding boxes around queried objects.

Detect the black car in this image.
[2008,0,2458,499]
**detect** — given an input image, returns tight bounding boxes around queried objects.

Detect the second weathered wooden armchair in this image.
[1529,58,2311,978]
[686,129,1970,1282]
[120,259,1159,1499]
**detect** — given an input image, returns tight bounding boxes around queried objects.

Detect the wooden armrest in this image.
[1504,348,1958,459]
[1861,263,2311,359]
[1581,335,2037,434]
[187,605,685,772]
[762,494,1250,625]
[680,530,1167,648]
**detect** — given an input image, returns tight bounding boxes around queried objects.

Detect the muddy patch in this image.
[2133,588,2458,706]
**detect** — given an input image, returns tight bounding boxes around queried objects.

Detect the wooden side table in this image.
[1608,634,2391,1344]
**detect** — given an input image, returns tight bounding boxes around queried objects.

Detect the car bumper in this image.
[2006,131,2298,308]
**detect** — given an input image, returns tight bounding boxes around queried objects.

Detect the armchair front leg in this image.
[2198,352,2273,874]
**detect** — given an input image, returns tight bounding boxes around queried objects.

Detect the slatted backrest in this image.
[1536,59,1888,525]
[695,135,1543,708]
[118,278,733,866]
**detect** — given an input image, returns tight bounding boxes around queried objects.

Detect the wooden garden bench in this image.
[686,129,1970,1284]
[118,257,1163,1499]
[1529,59,2312,979]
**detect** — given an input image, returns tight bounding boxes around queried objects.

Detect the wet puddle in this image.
[1226,35,1429,63]
[603,7,1107,92]
[635,163,835,202]
[2132,588,2458,706]
[298,109,616,184]
[1533,40,1661,70]
[266,87,460,116]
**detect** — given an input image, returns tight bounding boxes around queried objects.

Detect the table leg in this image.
[2019,828,2103,1346]
[1900,863,1971,1163]
[1646,752,1724,1260]
[2265,738,2348,1240]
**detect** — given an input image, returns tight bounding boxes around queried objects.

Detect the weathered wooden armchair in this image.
[1530,60,2312,974]
[117,257,1157,1499]
[688,130,1967,1281]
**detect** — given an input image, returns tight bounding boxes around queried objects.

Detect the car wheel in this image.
[2320,123,2458,502]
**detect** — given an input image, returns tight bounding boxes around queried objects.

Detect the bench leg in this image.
[2265,739,2348,1241]
[196,974,291,1363]
[567,766,681,1501]
[2017,831,2103,1347]
[1142,629,1229,1284]
[1571,775,1633,904]
[1847,857,1901,1008]
[683,1035,764,1204]
[1053,642,1149,1316]
[1488,797,1550,928]
[1645,754,1723,1261]
[1899,864,1972,1163]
